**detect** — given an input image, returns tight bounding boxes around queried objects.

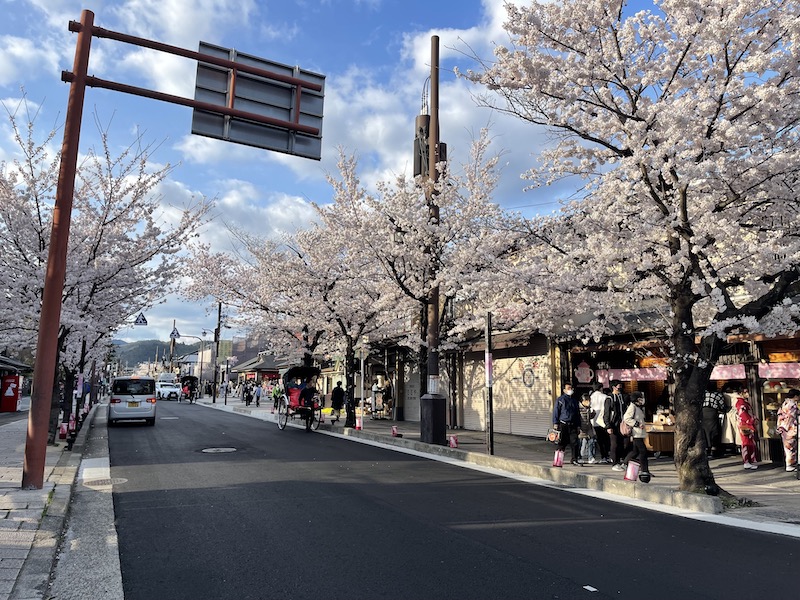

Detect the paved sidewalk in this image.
[0,419,61,600]
[201,397,800,529]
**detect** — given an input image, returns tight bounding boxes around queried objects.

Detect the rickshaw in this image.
[276,366,322,432]
[180,375,199,404]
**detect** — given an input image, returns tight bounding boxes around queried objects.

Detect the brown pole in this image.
[419,35,446,446]
[426,35,440,394]
[22,10,94,489]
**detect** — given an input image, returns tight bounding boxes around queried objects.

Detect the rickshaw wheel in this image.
[277,398,288,430]
[312,405,322,430]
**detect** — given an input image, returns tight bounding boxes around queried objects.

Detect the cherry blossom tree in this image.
[188,134,507,414]
[320,134,508,396]
[463,0,800,491]
[0,103,211,432]
[186,164,404,411]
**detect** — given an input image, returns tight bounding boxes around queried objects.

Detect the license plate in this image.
[128,401,140,408]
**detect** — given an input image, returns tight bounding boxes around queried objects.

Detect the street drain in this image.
[201,447,237,453]
[82,478,127,488]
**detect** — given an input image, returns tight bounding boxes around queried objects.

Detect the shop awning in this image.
[0,355,32,373]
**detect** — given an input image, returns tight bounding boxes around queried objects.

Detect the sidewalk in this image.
[0,413,79,600]
[201,397,800,528]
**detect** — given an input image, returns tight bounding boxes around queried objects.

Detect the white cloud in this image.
[0,35,60,87]
[109,0,259,48]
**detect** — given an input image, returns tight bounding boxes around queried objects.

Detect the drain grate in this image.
[82,477,127,488]
[201,447,237,453]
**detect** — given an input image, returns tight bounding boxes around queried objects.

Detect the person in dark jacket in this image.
[331,381,345,424]
[553,384,582,465]
[605,381,627,469]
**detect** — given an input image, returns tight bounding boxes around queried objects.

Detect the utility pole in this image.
[418,35,447,446]
[22,10,93,489]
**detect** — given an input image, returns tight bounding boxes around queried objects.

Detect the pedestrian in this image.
[605,381,627,470]
[254,382,262,407]
[702,383,728,458]
[299,377,317,408]
[245,383,254,407]
[552,384,581,466]
[271,381,283,413]
[331,381,345,424]
[776,388,799,473]
[371,379,381,415]
[621,392,651,480]
[383,378,394,418]
[589,382,611,463]
[734,387,760,470]
[578,393,597,463]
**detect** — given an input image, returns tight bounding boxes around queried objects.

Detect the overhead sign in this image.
[134,313,148,326]
[169,328,180,339]
[192,41,325,160]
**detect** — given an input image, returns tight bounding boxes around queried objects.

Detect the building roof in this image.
[0,355,33,373]
[230,353,281,374]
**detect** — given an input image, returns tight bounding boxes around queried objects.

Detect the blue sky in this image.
[0,0,620,344]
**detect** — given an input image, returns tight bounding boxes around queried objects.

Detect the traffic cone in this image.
[356,415,362,430]
[391,425,398,437]
[448,435,458,448]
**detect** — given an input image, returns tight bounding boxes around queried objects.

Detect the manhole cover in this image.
[201,447,237,453]
[82,477,127,488]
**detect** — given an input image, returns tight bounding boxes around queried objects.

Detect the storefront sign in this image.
[597,367,668,384]
[710,364,745,380]
[758,362,800,379]
[574,361,595,383]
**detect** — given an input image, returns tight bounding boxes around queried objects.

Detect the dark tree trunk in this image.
[419,304,428,396]
[671,298,723,492]
[344,341,357,428]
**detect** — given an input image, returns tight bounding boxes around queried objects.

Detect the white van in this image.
[109,376,157,426]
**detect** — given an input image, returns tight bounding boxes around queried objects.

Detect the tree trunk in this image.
[671,300,723,493]
[344,341,357,428]
[419,304,428,396]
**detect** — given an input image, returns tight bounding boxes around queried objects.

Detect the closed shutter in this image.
[461,351,552,438]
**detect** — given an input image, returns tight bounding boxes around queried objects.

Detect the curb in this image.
[10,406,98,600]
[336,426,724,514]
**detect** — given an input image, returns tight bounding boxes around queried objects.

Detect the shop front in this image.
[568,339,676,455]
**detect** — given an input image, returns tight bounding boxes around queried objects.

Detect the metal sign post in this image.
[485,312,494,456]
[22,10,94,490]
[22,9,325,488]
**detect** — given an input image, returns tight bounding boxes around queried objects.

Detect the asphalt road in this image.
[107,402,799,600]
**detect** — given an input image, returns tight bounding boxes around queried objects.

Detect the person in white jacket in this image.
[622,392,650,478]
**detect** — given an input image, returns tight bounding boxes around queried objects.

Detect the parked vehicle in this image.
[109,376,157,426]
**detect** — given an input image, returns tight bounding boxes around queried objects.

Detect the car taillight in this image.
[110,397,121,404]
[147,397,157,404]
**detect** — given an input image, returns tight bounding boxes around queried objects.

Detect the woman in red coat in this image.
[734,388,760,470]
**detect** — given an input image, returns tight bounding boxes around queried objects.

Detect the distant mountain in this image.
[112,339,200,370]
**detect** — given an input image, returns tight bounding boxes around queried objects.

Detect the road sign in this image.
[134,313,148,326]
[192,41,325,160]
[170,327,180,339]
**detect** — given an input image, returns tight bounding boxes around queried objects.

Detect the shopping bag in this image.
[546,427,561,444]
[553,449,564,467]
[624,460,640,481]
